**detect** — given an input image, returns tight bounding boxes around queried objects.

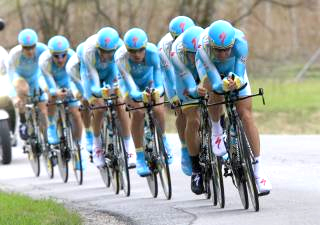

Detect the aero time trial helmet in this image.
[48,35,70,53]
[169,16,195,39]
[124,28,148,50]
[208,20,235,49]
[18,28,38,47]
[96,27,120,51]
[182,26,204,52]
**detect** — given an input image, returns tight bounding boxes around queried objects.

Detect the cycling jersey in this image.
[115,43,164,101]
[39,48,79,106]
[66,43,84,97]
[8,42,48,98]
[196,27,251,96]
[0,46,8,77]
[79,34,125,100]
[170,34,200,103]
[158,33,176,100]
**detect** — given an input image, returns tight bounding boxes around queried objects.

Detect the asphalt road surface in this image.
[1,135,320,225]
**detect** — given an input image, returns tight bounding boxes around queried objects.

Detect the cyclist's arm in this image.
[115,48,142,101]
[196,48,223,92]
[150,50,164,96]
[0,46,8,77]
[7,46,21,83]
[171,51,198,98]
[66,54,84,97]
[39,51,58,96]
[234,34,248,83]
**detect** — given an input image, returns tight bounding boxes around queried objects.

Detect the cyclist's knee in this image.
[132,109,144,120]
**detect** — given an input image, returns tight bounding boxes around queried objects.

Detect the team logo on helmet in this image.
[180,22,186,32]
[105,37,111,45]
[132,36,138,47]
[192,38,197,50]
[219,32,226,45]
[26,35,31,42]
[58,41,63,48]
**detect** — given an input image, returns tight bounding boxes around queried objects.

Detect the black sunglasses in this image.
[53,53,67,59]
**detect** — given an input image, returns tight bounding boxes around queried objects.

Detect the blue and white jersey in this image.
[196,27,251,95]
[80,34,124,99]
[8,42,47,83]
[170,34,200,102]
[39,48,76,96]
[66,43,84,97]
[158,32,176,100]
[115,43,164,101]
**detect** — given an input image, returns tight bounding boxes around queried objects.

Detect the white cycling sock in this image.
[254,156,262,177]
[212,120,223,135]
[93,135,102,148]
[123,136,135,154]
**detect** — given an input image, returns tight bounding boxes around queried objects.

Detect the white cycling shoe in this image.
[92,145,106,168]
[212,134,227,157]
[255,174,272,195]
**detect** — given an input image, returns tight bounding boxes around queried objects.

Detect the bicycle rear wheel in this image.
[110,167,120,194]
[154,121,171,200]
[71,142,83,185]
[99,166,111,188]
[237,120,259,211]
[57,146,69,183]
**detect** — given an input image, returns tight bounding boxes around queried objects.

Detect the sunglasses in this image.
[127,48,145,54]
[53,53,67,59]
[213,47,232,52]
[22,45,36,51]
[98,47,115,54]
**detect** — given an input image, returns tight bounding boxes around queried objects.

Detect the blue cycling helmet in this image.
[208,20,235,49]
[18,28,38,47]
[182,26,204,52]
[169,16,195,39]
[48,35,70,53]
[124,28,148,50]
[96,27,120,51]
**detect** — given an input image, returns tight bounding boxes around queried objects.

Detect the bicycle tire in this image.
[154,120,172,200]
[111,167,120,194]
[99,166,111,188]
[115,125,130,197]
[146,171,158,198]
[28,142,40,177]
[42,148,54,179]
[237,119,259,211]
[56,111,69,183]
[72,142,83,185]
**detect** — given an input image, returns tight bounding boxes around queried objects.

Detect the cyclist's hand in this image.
[57,88,68,99]
[170,95,180,107]
[113,86,122,97]
[74,91,83,100]
[223,73,241,91]
[101,87,109,99]
[197,86,207,97]
[142,90,150,104]
[13,96,23,108]
[151,89,160,103]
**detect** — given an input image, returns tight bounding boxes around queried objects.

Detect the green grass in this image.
[0,191,82,225]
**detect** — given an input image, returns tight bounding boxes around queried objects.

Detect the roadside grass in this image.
[0,191,82,225]
[165,64,320,134]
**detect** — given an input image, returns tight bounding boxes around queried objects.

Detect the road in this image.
[1,135,320,225]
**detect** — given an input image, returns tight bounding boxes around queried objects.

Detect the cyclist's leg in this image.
[153,96,174,163]
[80,99,93,153]
[182,105,203,194]
[12,77,29,140]
[125,96,150,176]
[202,76,226,156]
[68,104,83,143]
[116,96,136,166]
[90,97,105,167]
[47,94,59,145]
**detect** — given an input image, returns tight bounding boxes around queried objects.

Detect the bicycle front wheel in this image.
[237,119,259,211]
[71,142,83,185]
[146,171,158,198]
[116,133,130,197]
[28,142,40,177]
[154,121,171,200]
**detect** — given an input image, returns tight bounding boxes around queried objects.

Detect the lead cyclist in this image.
[195,20,272,195]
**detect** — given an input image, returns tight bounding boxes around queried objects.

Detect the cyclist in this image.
[158,16,195,176]
[170,26,210,194]
[80,27,136,168]
[8,28,48,141]
[66,42,93,155]
[115,28,173,176]
[39,35,83,146]
[196,20,272,194]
